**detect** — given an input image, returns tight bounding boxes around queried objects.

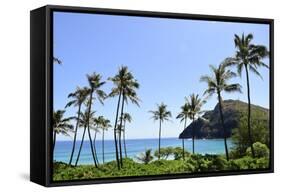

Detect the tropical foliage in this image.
[53,110,73,152]
[136,149,154,164]
[53,153,269,180]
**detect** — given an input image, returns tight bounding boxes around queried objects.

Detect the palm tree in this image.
[136,149,154,164]
[53,110,73,153]
[122,113,132,158]
[99,118,111,164]
[224,33,269,157]
[86,73,107,167]
[176,103,189,159]
[200,64,241,161]
[185,94,205,154]
[149,103,172,160]
[74,109,95,166]
[65,86,89,165]
[108,66,140,168]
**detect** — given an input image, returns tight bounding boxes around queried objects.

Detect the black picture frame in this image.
[30,5,274,187]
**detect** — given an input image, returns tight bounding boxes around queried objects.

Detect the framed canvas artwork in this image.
[30,5,274,187]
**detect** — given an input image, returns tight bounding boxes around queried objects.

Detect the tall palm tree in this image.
[122,113,132,158]
[149,103,172,160]
[200,64,241,161]
[108,66,140,168]
[86,73,107,168]
[74,109,95,166]
[185,94,205,154]
[99,117,111,164]
[52,110,73,153]
[176,103,189,159]
[65,86,89,165]
[224,33,269,157]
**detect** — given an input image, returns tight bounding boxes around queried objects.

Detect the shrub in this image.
[228,156,269,170]
[208,155,228,171]
[173,147,190,160]
[246,142,269,158]
[154,147,174,159]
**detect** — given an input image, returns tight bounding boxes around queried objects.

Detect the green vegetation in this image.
[230,109,269,158]
[136,149,154,164]
[53,147,269,181]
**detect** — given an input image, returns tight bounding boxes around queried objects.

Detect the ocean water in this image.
[54,138,234,165]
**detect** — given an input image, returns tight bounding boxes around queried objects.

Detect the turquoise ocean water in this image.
[54,138,233,165]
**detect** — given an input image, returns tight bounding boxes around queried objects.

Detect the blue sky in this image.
[53,12,270,141]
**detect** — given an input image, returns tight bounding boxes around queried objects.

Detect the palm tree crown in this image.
[78,110,95,129]
[65,87,90,108]
[200,64,242,97]
[87,72,107,104]
[149,103,172,122]
[176,103,190,123]
[53,110,73,136]
[123,113,132,123]
[108,66,140,105]
[225,33,269,76]
[185,94,206,119]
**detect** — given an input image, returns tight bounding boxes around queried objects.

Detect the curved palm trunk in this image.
[75,126,87,166]
[87,126,98,167]
[182,117,187,160]
[87,90,98,168]
[68,104,82,165]
[192,115,195,154]
[113,92,121,169]
[118,94,126,167]
[158,120,162,160]
[93,130,99,165]
[123,121,127,158]
[245,65,255,158]
[217,93,229,161]
[102,129,105,164]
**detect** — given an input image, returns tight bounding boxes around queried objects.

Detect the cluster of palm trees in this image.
[149,33,268,161]
[53,32,268,169]
[53,66,139,169]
